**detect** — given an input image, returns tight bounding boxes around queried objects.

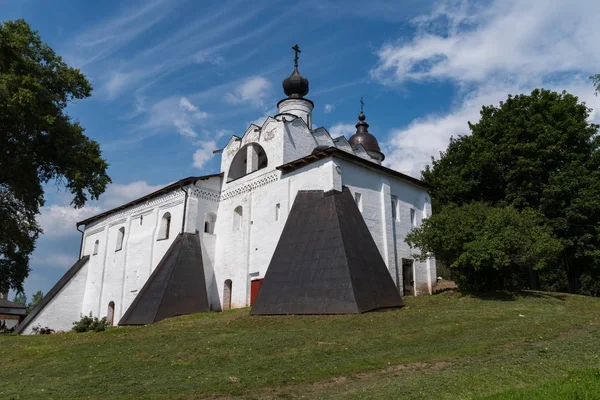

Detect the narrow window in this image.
[93,240,99,255]
[107,301,115,326]
[410,208,417,227]
[204,212,216,234]
[275,203,280,221]
[223,279,232,311]
[391,196,399,221]
[158,212,171,240]
[355,192,362,212]
[140,215,143,225]
[233,206,243,231]
[115,227,125,251]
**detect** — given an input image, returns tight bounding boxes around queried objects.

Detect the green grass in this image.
[1,291,599,399]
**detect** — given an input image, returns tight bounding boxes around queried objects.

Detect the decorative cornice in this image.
[221,171,279,200]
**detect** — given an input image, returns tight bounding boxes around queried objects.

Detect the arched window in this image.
[107,301,115,326]
[115,227,125,251]
[227,143,268,182]
[204,212,216,234]
[93,240,99,255]
[158,212,171,240]
[223,279,232,311]
[233,206,243,231]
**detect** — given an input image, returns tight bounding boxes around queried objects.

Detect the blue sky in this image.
[3,0,600,298]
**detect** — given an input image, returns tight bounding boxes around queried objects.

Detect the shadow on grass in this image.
[472,290,568,302]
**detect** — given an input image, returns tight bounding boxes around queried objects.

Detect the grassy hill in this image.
[1,291,599,399]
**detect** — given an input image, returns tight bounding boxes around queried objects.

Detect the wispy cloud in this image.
[223,76,272,108]
[192,129,231,169]
[329,123,355,138]
[62,0,175,68]
[372,0,600,177]
[324,104,335,113]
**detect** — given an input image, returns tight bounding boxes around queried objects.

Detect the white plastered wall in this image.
[336,158,436,295]
[20,261,90,334]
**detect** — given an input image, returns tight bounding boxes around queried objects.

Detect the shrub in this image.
[32,324,54,334]
[72,313,108,333]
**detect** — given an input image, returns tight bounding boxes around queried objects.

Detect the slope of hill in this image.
[1,291,599,399]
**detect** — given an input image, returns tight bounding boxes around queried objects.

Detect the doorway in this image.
[223,279,232,311]
[402,259,415,296]
[107,301,115,326]
[250,279,263,306]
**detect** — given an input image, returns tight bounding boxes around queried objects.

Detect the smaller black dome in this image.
[348,112,384,161]
[282,66,309,98]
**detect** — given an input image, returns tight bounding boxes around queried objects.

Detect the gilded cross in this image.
[292,44,301,67]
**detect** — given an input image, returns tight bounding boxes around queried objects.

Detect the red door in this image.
[250,279,263,306]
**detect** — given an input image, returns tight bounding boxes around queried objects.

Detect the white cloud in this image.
[223,76,271,107]
[142,96,209,138]
[37,181,165,237]
[329,123,355,138]
[100,181,165,209]
[191,129,231,169]
[324,104,335,113]
[193,50,224,65]
[372,0,600,178]
[371,0,600,86]
[192,141,217,169]
[38,205,102,238]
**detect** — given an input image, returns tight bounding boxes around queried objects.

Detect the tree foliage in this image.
[418,89,600,294]
[0,20,111,293]
[28,290,43,310]
[592,74,600,96]
[12,291,26,306]
[407,203,562,292]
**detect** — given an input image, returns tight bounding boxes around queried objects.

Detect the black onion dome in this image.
[348,112,384,160]
[282,66,309,98]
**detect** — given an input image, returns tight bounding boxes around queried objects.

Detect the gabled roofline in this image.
[277,147,432,190]
[77,173,224,227]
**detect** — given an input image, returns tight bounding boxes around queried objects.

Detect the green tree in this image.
[28,290,43,310]
[406,203,562,292]
[12,292,26,307]
[420,89,600,294]
[0,20,111,293]
[591,74,600,96]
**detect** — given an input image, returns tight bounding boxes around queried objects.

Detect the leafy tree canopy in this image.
[0,20,111,293]
[592,74,600,96]
[407,203,562,292]
[12,291,26,307]
[28,290,43,310]
[419,89,600,294]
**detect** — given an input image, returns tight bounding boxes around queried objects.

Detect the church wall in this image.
[81,227,108,317]
[20,262,89,334]
[212,157,337,310]
[336,158,436,295]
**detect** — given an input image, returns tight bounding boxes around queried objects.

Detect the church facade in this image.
[17,48,435,334]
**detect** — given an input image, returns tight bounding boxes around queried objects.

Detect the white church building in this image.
[17,46,435,334]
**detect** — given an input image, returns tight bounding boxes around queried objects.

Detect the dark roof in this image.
[118,233,209,326]
[0,298,26,310]
[15,256,90,334]
[251,187,404,315]
[277,147,432,190]
[78,173,223,226]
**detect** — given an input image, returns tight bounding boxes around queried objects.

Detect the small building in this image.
[0,294,26,332]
